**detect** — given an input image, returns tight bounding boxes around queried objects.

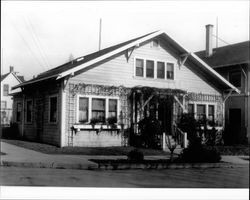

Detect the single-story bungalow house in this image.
[12,30,239,147]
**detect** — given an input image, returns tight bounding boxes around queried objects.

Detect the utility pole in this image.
[216,17,219,48]
[99,18,102,51]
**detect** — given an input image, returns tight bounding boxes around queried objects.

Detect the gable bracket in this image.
[125,46,135,62]
[174,95,187,113]
[223,89,233,103]
[178,53,190,69]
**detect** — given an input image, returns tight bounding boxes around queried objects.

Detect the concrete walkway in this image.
[0,141,249,170]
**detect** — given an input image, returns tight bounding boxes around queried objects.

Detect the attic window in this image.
[152,39,159,47]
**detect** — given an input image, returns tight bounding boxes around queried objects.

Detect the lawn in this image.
[1,139,169,156]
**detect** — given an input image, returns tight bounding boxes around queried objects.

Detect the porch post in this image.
[60,80,66,147]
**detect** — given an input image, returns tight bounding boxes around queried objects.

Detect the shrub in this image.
[1,123,19,139]
[127,149,144,162]
[137,116,162,149]
[178,142,221,163]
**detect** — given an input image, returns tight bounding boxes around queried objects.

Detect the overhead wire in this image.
[212,34,231,46]
[26,16,51,69]
[10,20,46,72]
[23,16,50,70]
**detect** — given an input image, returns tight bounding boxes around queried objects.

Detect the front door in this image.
[228,108,241,144]
[35,99,44,141]
[158,97,173,135]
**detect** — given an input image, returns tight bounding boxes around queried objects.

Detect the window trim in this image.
[187,101,217,122]
[48,95,58,124]
[134,57,175,81]
[1,101,7,109]
[25,99,33,124]
[16,101,22,122]
[76,94,120,124]
[3,84,9,96]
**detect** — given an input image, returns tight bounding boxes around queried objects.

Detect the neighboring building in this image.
[12,30,239,147]
[196,25,250,144]
[1,66,25,126]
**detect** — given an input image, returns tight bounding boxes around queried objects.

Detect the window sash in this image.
[167,63,174,79]
[188,104,194,114]
[135,59,144,77]
[157,62,165,79]
[197,104,206,120]
[1,101,7,109]
[208,105,215,122]
[146,60,154,78]
[3,84,9,96]
[49,97,57,123]
[108,99,117,118]
[79,97,88,123]
[17,102,22,122]
[92,98,106,122]
[26,100,32,122]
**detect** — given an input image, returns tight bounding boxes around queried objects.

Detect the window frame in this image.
[166,62,175,80]
[1,101,7,109]
[146,59,155,78]
[3,84,9,96]
[134,57,175,81]
[187,101,217,123]
[25,99,33,124]
[16,101,22,122]
[76,95,120,124]
[48,95,58,124]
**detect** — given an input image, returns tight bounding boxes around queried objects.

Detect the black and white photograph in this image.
[0,1,249,199]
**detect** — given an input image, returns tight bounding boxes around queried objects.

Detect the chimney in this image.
[205,24,213,57]
[10,66,14,73]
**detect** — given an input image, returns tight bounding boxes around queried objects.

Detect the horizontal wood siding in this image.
[13,83,61,146]
[70,39,221,95]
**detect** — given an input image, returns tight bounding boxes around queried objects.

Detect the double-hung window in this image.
[16,102,22,122]
[188,104,194,116]
[167,63,174,79]
[3,84,9,96]
[26,100,32,123]
[135,59,144,77]
[197,104,206,121]
[49,96,57,123]
[108,99,118,120]
[78,96,119,124]
[208,105,215,123]
[157,61,165,79]
[92,98,106,122]
[78,97,88,123]
[146,60,154,78]
[1,101,7,109]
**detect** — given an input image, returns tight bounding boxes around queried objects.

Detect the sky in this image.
[1,0,249,80]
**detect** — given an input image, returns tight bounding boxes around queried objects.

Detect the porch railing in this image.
[173,124,188,148]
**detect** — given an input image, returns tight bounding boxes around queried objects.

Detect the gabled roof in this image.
[1,72,25,83]
[13,30,240,93]
[196,41,250,68]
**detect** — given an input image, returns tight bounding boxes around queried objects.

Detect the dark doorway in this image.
[158,97,173,135]
[35,99,44,141]
[228,108,241,144]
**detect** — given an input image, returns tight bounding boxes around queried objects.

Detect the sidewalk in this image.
[0,141,249,170]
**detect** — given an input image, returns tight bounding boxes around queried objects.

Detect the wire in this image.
[212,34,230,46]
[23,16,50,70]
[26,16,51,69]
[10,20,46,72]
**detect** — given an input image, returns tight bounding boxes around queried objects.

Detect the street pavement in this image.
[0,141,249,188]
[0,165,249,187]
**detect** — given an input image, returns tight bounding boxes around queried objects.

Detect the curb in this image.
[88,161,246,170]
[0,160,247,170]
[0,160,99,170]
